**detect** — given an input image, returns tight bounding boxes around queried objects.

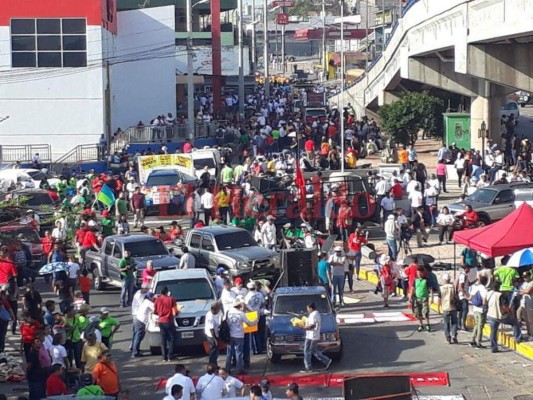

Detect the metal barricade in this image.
[0,144,51,164]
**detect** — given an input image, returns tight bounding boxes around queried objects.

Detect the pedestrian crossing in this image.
[336,311,417,325]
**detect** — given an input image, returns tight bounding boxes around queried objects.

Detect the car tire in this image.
[93,268,106,291]
[477,215,490,227]
[266,342,281,363]
[150,346,162,356]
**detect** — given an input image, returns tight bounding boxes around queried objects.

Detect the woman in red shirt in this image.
[20,312,41,360]
[336,200,352,242]
[0,287,14,353]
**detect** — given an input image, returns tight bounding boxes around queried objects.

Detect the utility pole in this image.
[281,6,286,74]
[238,0,245,118]
[251,0,256,73]
[381,0,385,54]
[263,0,270,97]
[322,0,327,80]
[340,0,345,172]
[186,0,195,139]
[365,0,369,73]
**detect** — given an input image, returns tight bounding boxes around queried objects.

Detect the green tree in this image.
[378,91,444,145]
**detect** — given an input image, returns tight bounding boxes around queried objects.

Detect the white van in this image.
[190,148,221,179]
[514,187,533,207]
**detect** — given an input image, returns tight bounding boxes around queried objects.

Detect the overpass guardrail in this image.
[0,144,52,165]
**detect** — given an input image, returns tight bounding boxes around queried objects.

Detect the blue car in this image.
[266,286,342,363]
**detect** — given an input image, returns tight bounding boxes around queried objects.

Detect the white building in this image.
[0,0,177,161]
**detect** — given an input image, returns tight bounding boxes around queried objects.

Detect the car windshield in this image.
[27,171,46,180]
[146,173,180,188]
[0,228,40,243]
[215,231,257,250]
[467,188,497,204]
[274,294,331,315]
[124,240,168,257]
[305,109,326,117]
[155,278,215,302]
[193,158,216,170]
[20,193,54,206]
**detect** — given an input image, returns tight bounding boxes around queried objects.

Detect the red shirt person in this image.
[153,286,181,361]
[0,252,17,285]
[46,364,67,396]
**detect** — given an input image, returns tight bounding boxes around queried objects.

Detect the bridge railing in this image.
[49,144,100,175]
[0,144,52,164]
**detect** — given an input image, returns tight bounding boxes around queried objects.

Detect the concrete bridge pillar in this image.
[470,81,504,152]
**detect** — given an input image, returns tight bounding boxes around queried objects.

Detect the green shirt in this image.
[115,198,128,216]
[415,278,429,298]
[66,316,81,342]
[101,217,115,237]
[76,315,89,333]
[239,134,250,145]
[494,266,519,291]
[233,165,244,182]
[221,166,234,183]
[119,257,135,278]
[99,316,119,338]
[272,130,280,140]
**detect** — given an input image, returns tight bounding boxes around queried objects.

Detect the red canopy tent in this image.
[453,203,533,257]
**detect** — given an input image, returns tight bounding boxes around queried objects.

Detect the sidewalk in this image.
[355,259,533,360]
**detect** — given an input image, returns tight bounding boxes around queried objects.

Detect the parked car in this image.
[0,224,43,269]
[0,168,60,191]
[84,234,180,290]
[266,286,342,363]
[448,183,533,225]
[517,91,533,107]
[514,187,533,208]
[146,269,217,355]
[499,101,520,122]
[6,188,57,234]
[169,226,280,281]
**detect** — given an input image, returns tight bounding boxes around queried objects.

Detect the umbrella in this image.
[505,248,533,268]
[39,262,69,275]
[403,254,435,266]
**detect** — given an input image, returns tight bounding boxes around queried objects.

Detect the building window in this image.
[11,18,87,68]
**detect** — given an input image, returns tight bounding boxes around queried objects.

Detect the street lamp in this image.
[186,0,209,140]
[478,120,489,160]
[340,0,345,172]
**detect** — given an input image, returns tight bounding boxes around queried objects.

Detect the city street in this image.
[3,255,533,399]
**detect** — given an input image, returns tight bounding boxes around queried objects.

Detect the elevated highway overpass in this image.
[332,0,533,149]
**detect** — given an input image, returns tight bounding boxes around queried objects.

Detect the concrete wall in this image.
[108,5,177,133]
[0,25,106,159]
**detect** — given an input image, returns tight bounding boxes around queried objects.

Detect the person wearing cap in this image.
[258,378,273,400]
[384,214,398,260]
[245,281,266,354]
[213,267,227,297]
[178,246,196,269]
[261,216,277,250]
[329,246,347,306]
[98,308,120,349]
[285,382,303,400]
[100,210,115,237]
[231,277,248,298]
[225,296,258,374]
[92,349,120,397]
[438,273,458,344]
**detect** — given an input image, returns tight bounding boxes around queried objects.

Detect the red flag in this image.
[295,162,306,210]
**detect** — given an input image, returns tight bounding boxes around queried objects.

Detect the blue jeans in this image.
[488,316,522,351]
[332,275,344,305]
[206,336,219,364]
[159,321,176,360]
[131,319,146,356]
[457,299,469,329]
[226,337,245,372]
[339,227,349,242]
[353,251,362,277]
[443,310,458,341]
[304,338,330,370]
[386,238,397,260]
[120,276,134,307]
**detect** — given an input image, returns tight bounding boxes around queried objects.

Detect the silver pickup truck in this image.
[85,234,180,290]
[169,226,280,281]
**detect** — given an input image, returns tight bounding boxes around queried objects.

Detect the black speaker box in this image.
[344,375,412,400]
[280,248,318,287]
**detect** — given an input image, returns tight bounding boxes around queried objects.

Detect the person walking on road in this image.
[301,302,332,373]
[178,247,196,269]
[225,297,257,375]
[131,186,146,228]
[487,285,522,353]
[204,302,222,364]
[154,286,182,362]
[98,308,120,349]
[119,251,135,308]
[328,247,346,307]
[469,275,488,348]
[439,273,458,344]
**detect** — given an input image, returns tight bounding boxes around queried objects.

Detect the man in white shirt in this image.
[231,277,248,298]
[218,367,244,398]
[225,297,257,374]
[468,275,488,348]
[178,247,196,269]
[166,364,196,400]
[204,302,222,364]
[200,188,214,225]
[196,363,226,400]
[163,384,183,400]
[301,302,332,373]
[408,184,423,216]
[328,246,347,306]
[244,281,265,354]
[220,278,236,313]
[260,216,277,249]
[66,256,80,289]
[132,291,154,357]
[380,193,395,223]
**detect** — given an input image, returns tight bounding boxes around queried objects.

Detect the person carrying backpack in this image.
[468,275,488,348]
[486,286,522,353]
[438,273,458,344]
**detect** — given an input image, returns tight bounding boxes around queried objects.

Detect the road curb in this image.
[357,267,533,360]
